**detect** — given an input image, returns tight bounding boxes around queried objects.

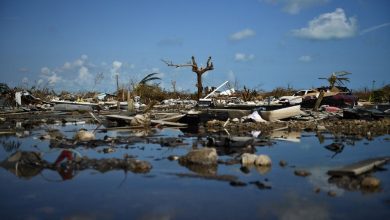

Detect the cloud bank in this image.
[262,0,329,14]
[292,8,357,40]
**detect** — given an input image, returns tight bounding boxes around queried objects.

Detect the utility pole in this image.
[369,80,376,102]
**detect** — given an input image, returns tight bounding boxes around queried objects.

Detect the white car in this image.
[278,89,318,105]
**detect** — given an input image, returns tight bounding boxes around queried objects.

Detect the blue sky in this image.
[0,0,389,93]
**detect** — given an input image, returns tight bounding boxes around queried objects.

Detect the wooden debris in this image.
[105,114,187,127]
[327,157,389,176]
[294,170,311,177]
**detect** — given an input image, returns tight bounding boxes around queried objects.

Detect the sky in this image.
[0,0,389,93]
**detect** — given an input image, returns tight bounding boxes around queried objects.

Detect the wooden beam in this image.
[105,114,187,127]
[327,157,389,176]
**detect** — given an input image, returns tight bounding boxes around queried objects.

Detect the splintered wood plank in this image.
[105,114,134,120]
[150,120,187,127]
[327,157,389,176]
[105,114,187,127]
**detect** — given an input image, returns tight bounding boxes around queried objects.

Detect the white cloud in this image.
[41,67,50,75]
[39,65,62,86]
[47,73,61,86]
[262,0,329,14]
[112,61,122,70]
[292,8,357,40]
[62,55,90,71]
[230,28,256,41]
[78,66,91,81]
[360,22,390,35]
[74,59,84,67]
[299,55,312,62]
[74,54,88,67]
[111,60,122,77]
[63,62,72,70]
[234,53,255,62]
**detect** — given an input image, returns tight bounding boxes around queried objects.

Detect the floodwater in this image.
[0,123,389,220]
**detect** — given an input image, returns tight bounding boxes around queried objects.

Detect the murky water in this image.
[0,123,389,220]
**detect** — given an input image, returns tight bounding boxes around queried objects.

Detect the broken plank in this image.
[104,114,187,127]
[103,126,146,130]
[0,130,16,135]
[327,157,390,176]
[89,112,103,124]
[150,119,187,127]
[105,114,134,120]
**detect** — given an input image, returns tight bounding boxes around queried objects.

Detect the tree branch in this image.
[161,59,193,68]
[198,56,213,74]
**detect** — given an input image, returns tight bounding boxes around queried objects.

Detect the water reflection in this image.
[257,192,331,220]
[54,149,82,180]
[1,139,21,152]
[324,143,345,158]
[270,130,301,143]
[0,149,152,181]
[0,151,44,180]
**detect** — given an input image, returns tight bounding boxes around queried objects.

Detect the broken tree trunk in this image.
[313,90,325,112]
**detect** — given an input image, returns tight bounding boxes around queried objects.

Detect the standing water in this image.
[0,122,389,220]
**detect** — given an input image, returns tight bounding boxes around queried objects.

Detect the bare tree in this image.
[162,56,214,100]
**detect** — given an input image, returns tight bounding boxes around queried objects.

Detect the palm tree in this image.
[138,72,161,85]
[318,71,351,89]
[132,73,162,102]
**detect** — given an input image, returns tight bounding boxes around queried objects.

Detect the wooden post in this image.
[127,91,134,113]
[116,75,120,110]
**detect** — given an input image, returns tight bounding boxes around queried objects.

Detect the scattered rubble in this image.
[178,147,218,166]
[361,176,381,189]
[255,154,272,166]
[279,160,287,167]
[241,153,257,165]
[328,175,382,193]
[74,129,95,142]
[241,153,272,167]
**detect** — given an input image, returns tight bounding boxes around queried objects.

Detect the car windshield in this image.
[294,91,306,96]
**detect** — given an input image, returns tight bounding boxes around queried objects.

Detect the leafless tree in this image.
[162,56,214,100]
